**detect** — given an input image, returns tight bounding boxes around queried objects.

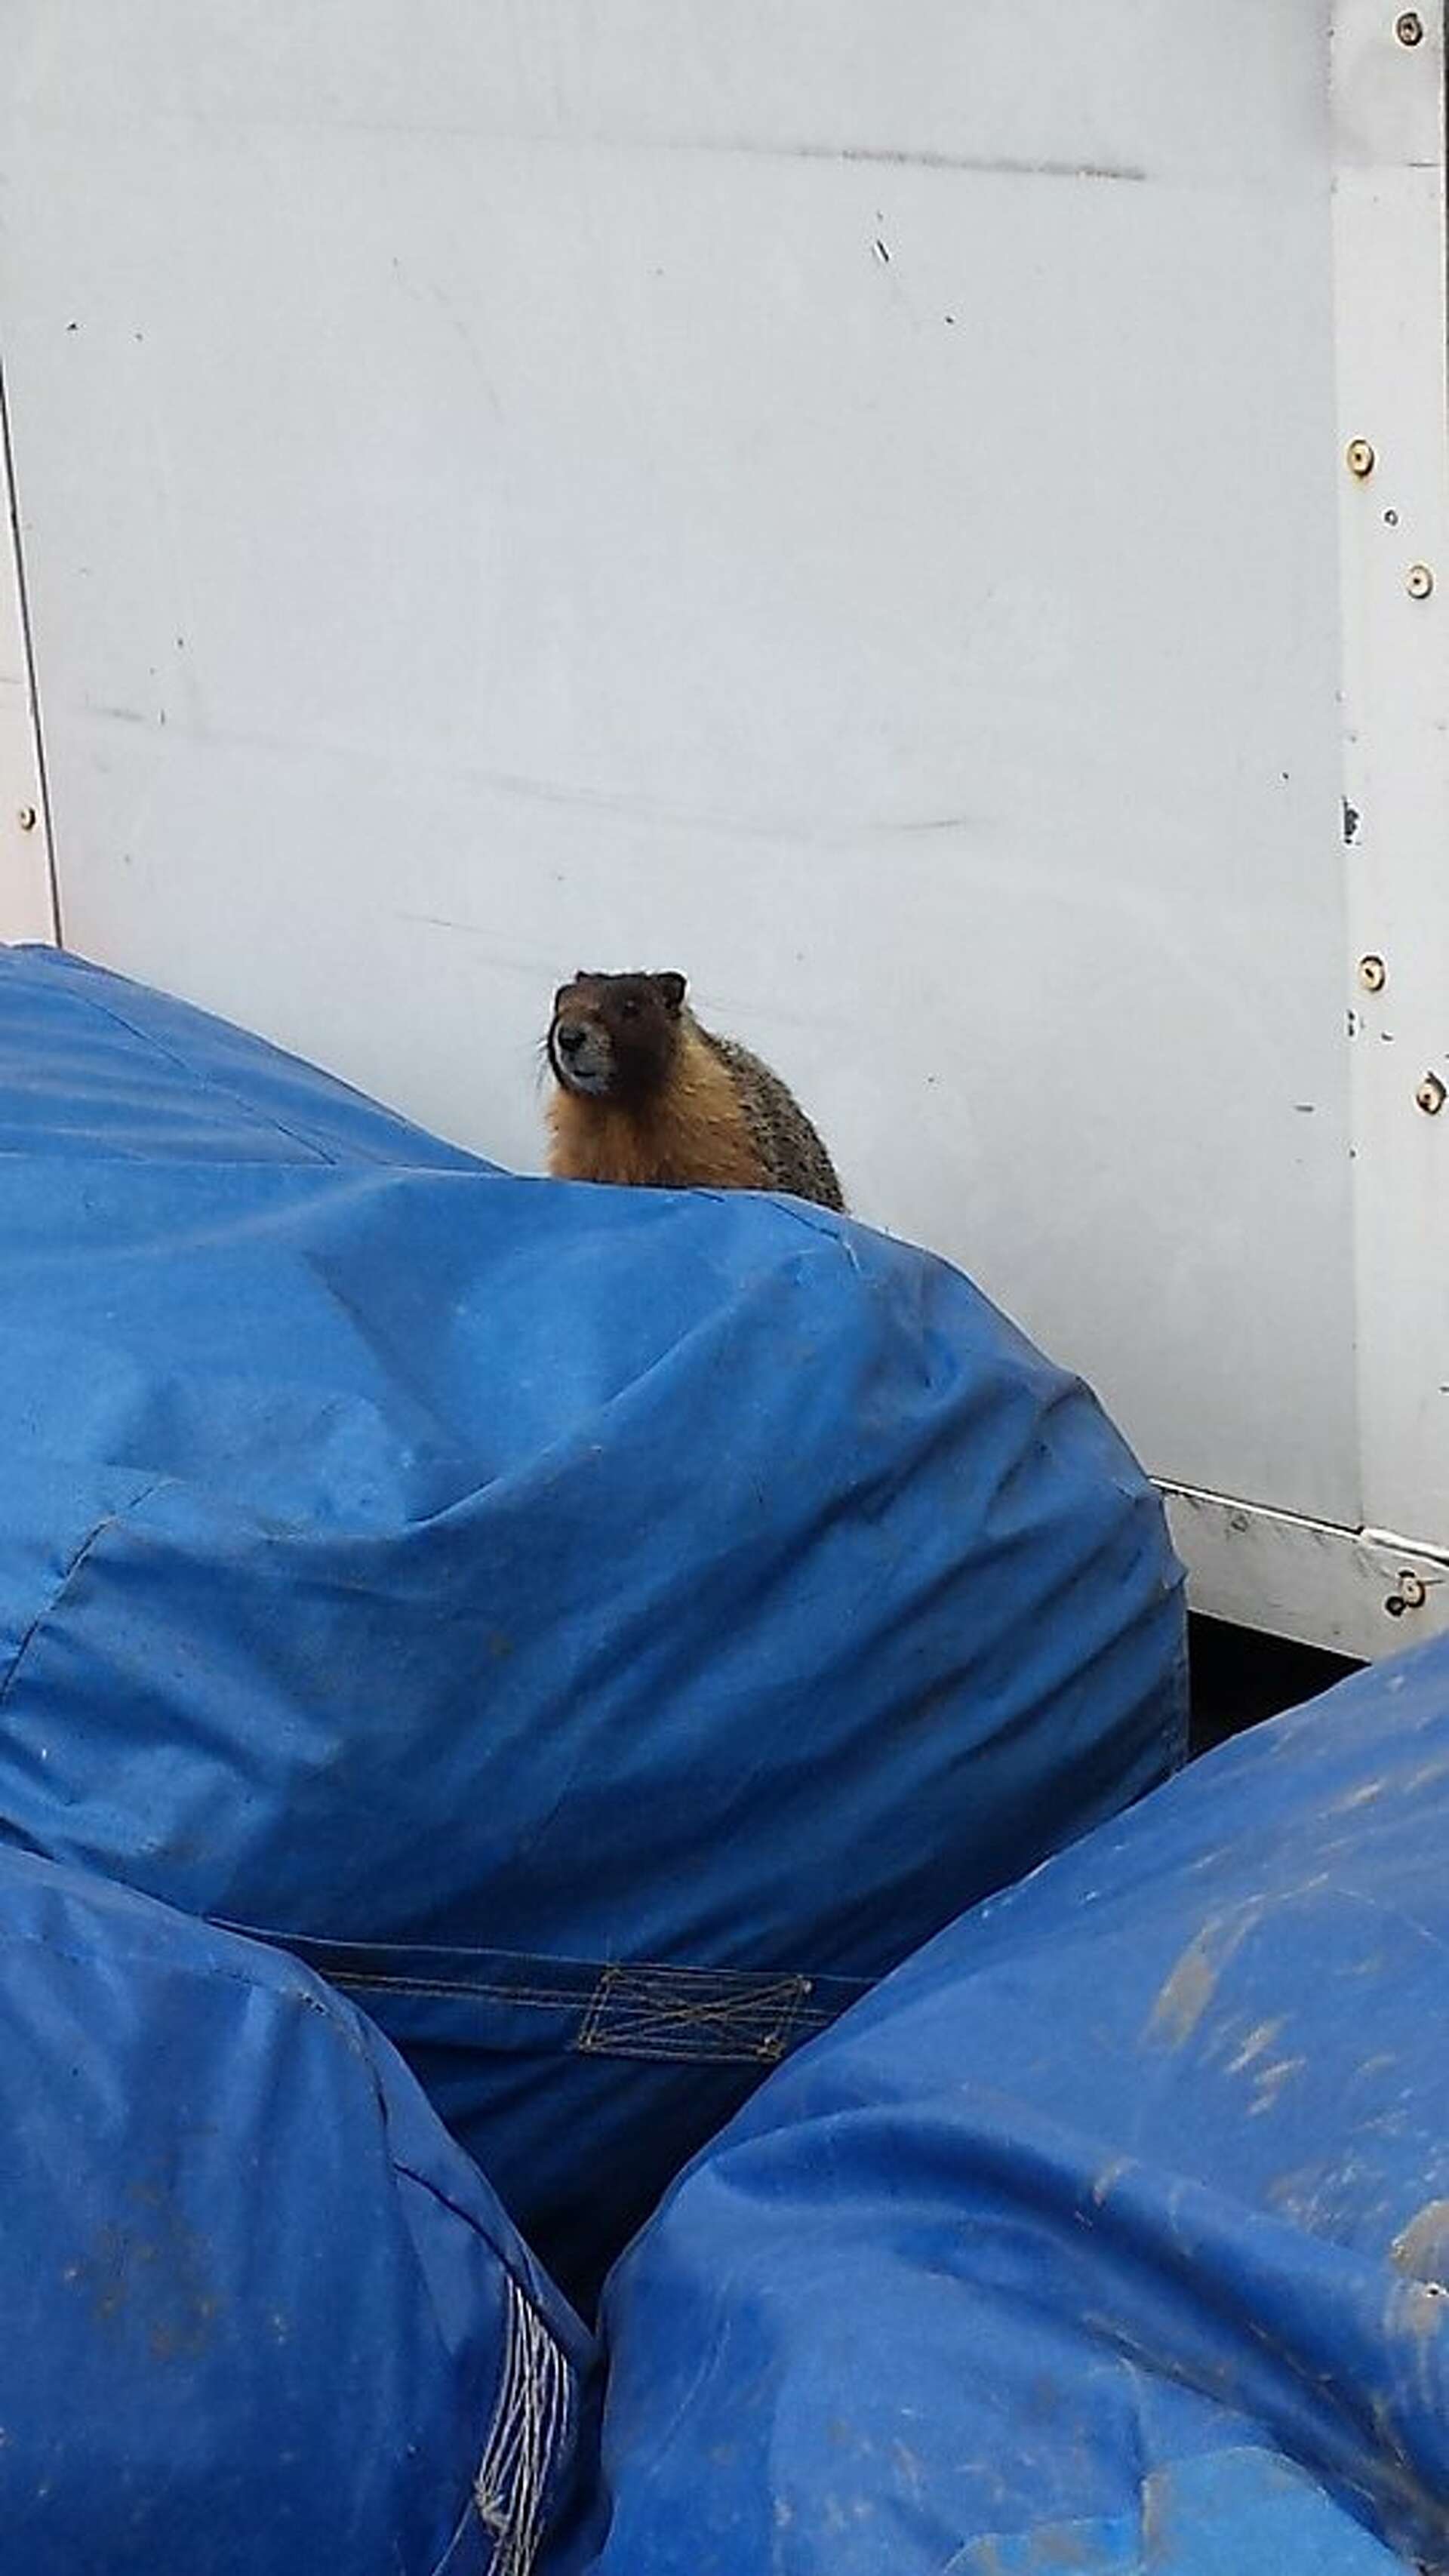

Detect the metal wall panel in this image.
[2,3,1441,1646]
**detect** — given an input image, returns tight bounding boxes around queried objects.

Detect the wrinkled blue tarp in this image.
[0,1840,590,2576]
[580,1637,1449,2574]
[0,943,1186,2305]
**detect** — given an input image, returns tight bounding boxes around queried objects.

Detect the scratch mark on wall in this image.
[119,107,1151,187]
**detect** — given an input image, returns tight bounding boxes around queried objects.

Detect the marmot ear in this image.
[653,972,687,1014]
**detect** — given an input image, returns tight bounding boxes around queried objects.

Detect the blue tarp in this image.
[0,943,1186,2305]
[0,1840,590,2576]
[580,1637,1449,2574]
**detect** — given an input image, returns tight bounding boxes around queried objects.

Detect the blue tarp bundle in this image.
[579,1636,1449,2574]
[0,1840,591,2576]
[0,944,1186,2305]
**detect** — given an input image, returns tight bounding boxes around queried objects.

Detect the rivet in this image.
[1395,11,1425,42]
[1358,954,1386,992]
[1415,1072,1447,1114]
[1346,439,1376,478]
[1406,562,1435,599]
[16,805,36,832]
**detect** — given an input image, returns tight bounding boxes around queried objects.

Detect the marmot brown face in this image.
[547,971,687,1106]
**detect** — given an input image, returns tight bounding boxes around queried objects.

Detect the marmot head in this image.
[547,971,688,1104]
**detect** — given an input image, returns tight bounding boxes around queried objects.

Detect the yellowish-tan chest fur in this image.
[547,1033,768,1191]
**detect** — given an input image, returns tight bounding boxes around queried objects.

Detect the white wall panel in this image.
[4,5,1439,1646]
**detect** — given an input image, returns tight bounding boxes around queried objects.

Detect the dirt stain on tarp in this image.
[1146,1904,1266,2049]
[66,2179,222,2362]
[1392,2199,1449,2286]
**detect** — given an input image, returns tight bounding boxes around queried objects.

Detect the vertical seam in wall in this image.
[0,351,63,944]
[1443,2,1449,405]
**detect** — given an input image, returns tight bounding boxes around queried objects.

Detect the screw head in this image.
[1407,562,1435,598]
[1398,1571,1429,1609]
[16,805,36,832]
[1395,10,1424,42]
[1346,439,1376,477]
[1416,1072,1447,1114]
[1358,954,1387,992]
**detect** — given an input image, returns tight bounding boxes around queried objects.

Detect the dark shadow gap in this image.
[1188,1614,1359,1759]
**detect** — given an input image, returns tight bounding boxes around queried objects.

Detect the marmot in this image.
[545,971,844,1211]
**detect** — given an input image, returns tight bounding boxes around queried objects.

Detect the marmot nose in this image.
[556,1021,587,1057]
